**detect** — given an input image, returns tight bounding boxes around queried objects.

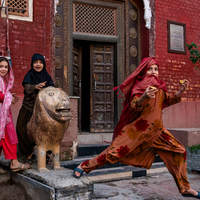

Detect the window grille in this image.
[73,3,116,35]
[6,0,29,17]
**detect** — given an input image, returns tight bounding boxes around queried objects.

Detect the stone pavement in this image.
[90,170,200,200]
[0,159,200,200]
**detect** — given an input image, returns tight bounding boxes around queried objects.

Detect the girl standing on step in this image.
[16,53,54,165]
[73,57,200,199]
[0,57,31,172]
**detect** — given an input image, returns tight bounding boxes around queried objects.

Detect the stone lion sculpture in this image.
[27,86,72,173]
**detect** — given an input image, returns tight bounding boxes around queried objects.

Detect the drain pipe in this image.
[0,5,26,64]
[0,5,10,58]
[5,6,10,58]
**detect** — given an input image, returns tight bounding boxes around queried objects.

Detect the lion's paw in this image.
[54,166,64,171]
[38,168,50,173]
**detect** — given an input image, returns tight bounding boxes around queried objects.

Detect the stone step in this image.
[61,155,128,170]
[77,143,162,164]
[62,154,162,170]
[78,143,110,157]
[61,155,164,178]
[88,162,165,176]
[85,165,146,177]
[88,164,168,183]
[62,161,165,179]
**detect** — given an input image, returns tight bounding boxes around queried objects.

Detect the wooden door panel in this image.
[90,44,114,132]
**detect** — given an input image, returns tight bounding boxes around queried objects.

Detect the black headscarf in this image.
[22,53,54,87]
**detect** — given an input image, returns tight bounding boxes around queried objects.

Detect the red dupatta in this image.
[112,57,167,140]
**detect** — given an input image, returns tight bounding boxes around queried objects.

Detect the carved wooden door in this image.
[90,44,114,132]
[73,43,82,131]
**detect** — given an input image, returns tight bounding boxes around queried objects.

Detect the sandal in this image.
[25,154,37,166]
[182,191,200,199]
[11,163,31,172]
[24,158,33,166]
[73,167,84,178]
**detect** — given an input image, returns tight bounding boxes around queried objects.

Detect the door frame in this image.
[73,40,118,133]
[68,0,125,133]
[69,0,125,118]
[56,0,150,133]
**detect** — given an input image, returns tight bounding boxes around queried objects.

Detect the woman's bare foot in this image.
[183,188,198,196]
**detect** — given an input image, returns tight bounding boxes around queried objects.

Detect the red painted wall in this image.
[0,1,53,95]
[1,0,200,129]
[155,0,200,101]
[0,17,6,56]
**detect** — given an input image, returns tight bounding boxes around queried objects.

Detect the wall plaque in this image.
[167,20,186,54]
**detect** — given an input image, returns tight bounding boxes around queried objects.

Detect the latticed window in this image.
[73,3,116,36]
[6,0,29,17]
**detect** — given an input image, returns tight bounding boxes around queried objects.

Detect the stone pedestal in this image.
[0,157,93,200]
[167,128,200,148]
[12,164,93,200]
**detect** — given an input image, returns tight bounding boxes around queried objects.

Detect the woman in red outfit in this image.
[73,57,200,199]
[0,57,30,172]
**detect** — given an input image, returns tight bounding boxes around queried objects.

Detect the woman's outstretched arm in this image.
[175,79,189,98]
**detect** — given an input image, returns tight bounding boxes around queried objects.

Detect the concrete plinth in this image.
[12,164,93,200]
[168,128,200,147]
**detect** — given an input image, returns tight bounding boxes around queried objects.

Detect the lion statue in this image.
[27,86,72,173]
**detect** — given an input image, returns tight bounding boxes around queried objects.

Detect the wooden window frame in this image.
[1,0,33,22]
[5,0,29,17]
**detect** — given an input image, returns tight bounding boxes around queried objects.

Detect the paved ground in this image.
[0,167,199,200]
[91,170,200,200]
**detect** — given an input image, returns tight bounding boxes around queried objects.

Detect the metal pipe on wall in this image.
[0,5,10,57]
[0,4,25,65]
